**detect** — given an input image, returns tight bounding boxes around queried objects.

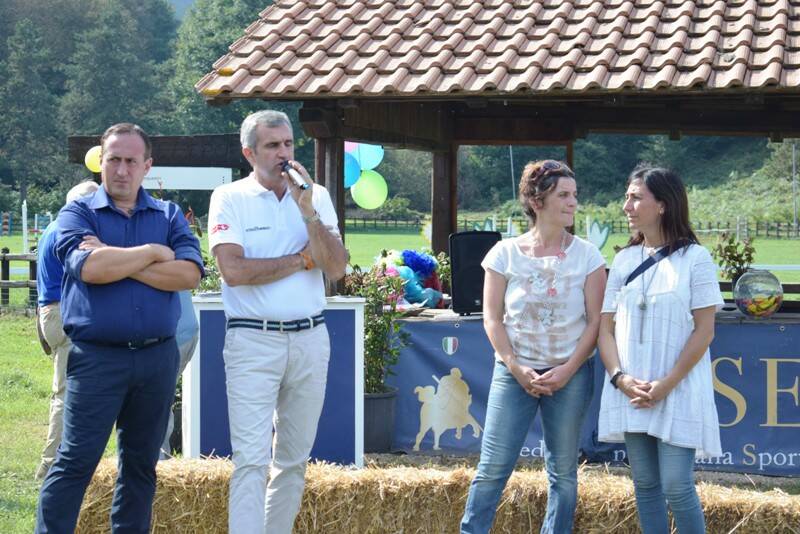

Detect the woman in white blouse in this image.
[460,160,606,534]
[598,166,723,534]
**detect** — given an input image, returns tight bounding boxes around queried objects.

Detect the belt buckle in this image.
[279,320,286,333]
[304,316,313,329]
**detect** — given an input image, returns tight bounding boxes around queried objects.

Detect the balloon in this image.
[352,143,384,170]
[344,153,361,188]
[84,145,102,173]
[344,141,358,153]
[350,170,388,210]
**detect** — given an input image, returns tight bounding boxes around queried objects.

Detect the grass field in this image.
[0,315,116,533]
[1,228,798,310]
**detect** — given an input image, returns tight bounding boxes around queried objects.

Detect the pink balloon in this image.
[344,141,358,153]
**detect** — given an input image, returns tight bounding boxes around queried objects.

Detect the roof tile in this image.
[197,0,800,99]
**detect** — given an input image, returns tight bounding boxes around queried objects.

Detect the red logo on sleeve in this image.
[211,223,230,234]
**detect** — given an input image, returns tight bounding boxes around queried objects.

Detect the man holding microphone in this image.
[207,110,347,533]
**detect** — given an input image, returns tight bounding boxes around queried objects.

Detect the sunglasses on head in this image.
[532,160,566,180]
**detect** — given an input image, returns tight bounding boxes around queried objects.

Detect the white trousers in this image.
[224,324,330,534]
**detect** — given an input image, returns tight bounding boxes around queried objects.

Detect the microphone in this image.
[281,160,310,190]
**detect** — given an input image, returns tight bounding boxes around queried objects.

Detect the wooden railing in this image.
[0,249,37,308]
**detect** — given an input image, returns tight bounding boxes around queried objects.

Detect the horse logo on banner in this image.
[441,336,458,355]
[413,368,482,451]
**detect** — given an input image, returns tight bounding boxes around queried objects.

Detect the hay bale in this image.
[77,458,231,534]
[76,459,800,533]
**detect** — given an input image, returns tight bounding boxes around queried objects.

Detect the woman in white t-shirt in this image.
[597,166,723,534]
[460,160,606,534]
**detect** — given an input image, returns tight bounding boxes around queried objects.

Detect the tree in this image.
[59,0,167,134]
[167,0,289,135]
[0,20,66,212]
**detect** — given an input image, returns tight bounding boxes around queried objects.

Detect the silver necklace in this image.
[638,245,657,343]
[528,231,568,327]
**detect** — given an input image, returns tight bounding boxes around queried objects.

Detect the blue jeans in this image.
[35,339,179,534]
[461,360,592,534]
[624,433,705,534]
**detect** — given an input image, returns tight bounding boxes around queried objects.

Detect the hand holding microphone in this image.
[281,160,310,190]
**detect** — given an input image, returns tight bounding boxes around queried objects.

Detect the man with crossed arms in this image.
[36,123,203,533]
[208,110,347,533]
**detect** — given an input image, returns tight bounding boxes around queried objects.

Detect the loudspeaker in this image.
[449,231,502,315]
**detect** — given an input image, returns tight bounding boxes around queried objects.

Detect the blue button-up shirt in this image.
[56,187,204,344]
[36,220,62,306]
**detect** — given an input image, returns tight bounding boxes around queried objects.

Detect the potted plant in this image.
[343,263,409,452]
[711,232,755,288]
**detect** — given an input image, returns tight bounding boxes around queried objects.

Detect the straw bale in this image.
[76,458,800,533]
[76,458,232,534]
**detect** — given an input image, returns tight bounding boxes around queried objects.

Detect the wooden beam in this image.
[454,117,574,144]
[566,141,574,169]
[316,138,345,240]
[431,145,457,255]
[301,101,450,150]
[315,137,346,295]
[68,134,248,168]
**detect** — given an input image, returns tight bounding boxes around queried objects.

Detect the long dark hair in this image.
[624,165,698,252]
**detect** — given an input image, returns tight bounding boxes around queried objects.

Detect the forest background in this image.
[1,0,798,226]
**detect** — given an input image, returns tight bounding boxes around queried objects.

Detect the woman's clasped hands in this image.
[509,361,575,398]
[617,374,675,409]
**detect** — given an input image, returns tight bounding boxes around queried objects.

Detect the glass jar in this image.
[734,269,783,318]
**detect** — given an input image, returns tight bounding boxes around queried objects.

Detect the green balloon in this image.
[350,170,388,210]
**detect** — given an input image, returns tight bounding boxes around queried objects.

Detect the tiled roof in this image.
[196,0,800,100]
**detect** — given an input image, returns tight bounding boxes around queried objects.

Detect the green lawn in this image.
[0,315,116,533]
[0,315,51,533]
[1,228,798,310]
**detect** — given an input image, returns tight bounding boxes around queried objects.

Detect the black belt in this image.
[90,336,173,350]
[227,315,325,333]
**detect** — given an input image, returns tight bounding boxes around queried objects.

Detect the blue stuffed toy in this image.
[397,264,442,308]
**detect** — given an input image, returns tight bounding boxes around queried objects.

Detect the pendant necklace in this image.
[638,244,657,343]
[529,231,567,327]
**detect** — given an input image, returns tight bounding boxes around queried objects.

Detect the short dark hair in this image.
[518,159,575,225]
[100,123,152,160]
[624,164,698,251]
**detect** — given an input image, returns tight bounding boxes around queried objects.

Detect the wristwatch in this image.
[610,370,625,389]
[302,211,320,224]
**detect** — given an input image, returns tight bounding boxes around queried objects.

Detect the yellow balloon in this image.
[84,145,102,173]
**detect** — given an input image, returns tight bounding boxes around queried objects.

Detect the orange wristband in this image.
[299,251,315,270]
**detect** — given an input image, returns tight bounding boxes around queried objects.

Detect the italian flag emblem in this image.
[441,336,459,355]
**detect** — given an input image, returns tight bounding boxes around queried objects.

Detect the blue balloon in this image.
[344,153,361,188]
[353,143,384,170]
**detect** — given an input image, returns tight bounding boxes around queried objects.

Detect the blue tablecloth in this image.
[388,312,800,476]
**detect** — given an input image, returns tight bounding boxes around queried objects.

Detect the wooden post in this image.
[566,140,574,169]
[1,248,8,307]
[315,138,345,295]
[431,144,458,255]
[29,258,37,308]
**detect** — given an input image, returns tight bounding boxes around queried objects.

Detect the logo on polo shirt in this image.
[211,223,229,234]
[245,225,271,232]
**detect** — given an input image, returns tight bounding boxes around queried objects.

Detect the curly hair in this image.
[518,159,575,225]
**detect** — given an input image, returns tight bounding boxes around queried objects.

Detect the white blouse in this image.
[482,235,605,369]
[598,243,724,458]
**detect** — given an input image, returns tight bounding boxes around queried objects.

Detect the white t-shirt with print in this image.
[598,243,724,457]
[207,173,339,320]
[481,234,606,368]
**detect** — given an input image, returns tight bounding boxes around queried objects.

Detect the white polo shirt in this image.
[207,173,340,320]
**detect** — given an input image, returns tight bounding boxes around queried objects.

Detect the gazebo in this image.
[185,1,800,252]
